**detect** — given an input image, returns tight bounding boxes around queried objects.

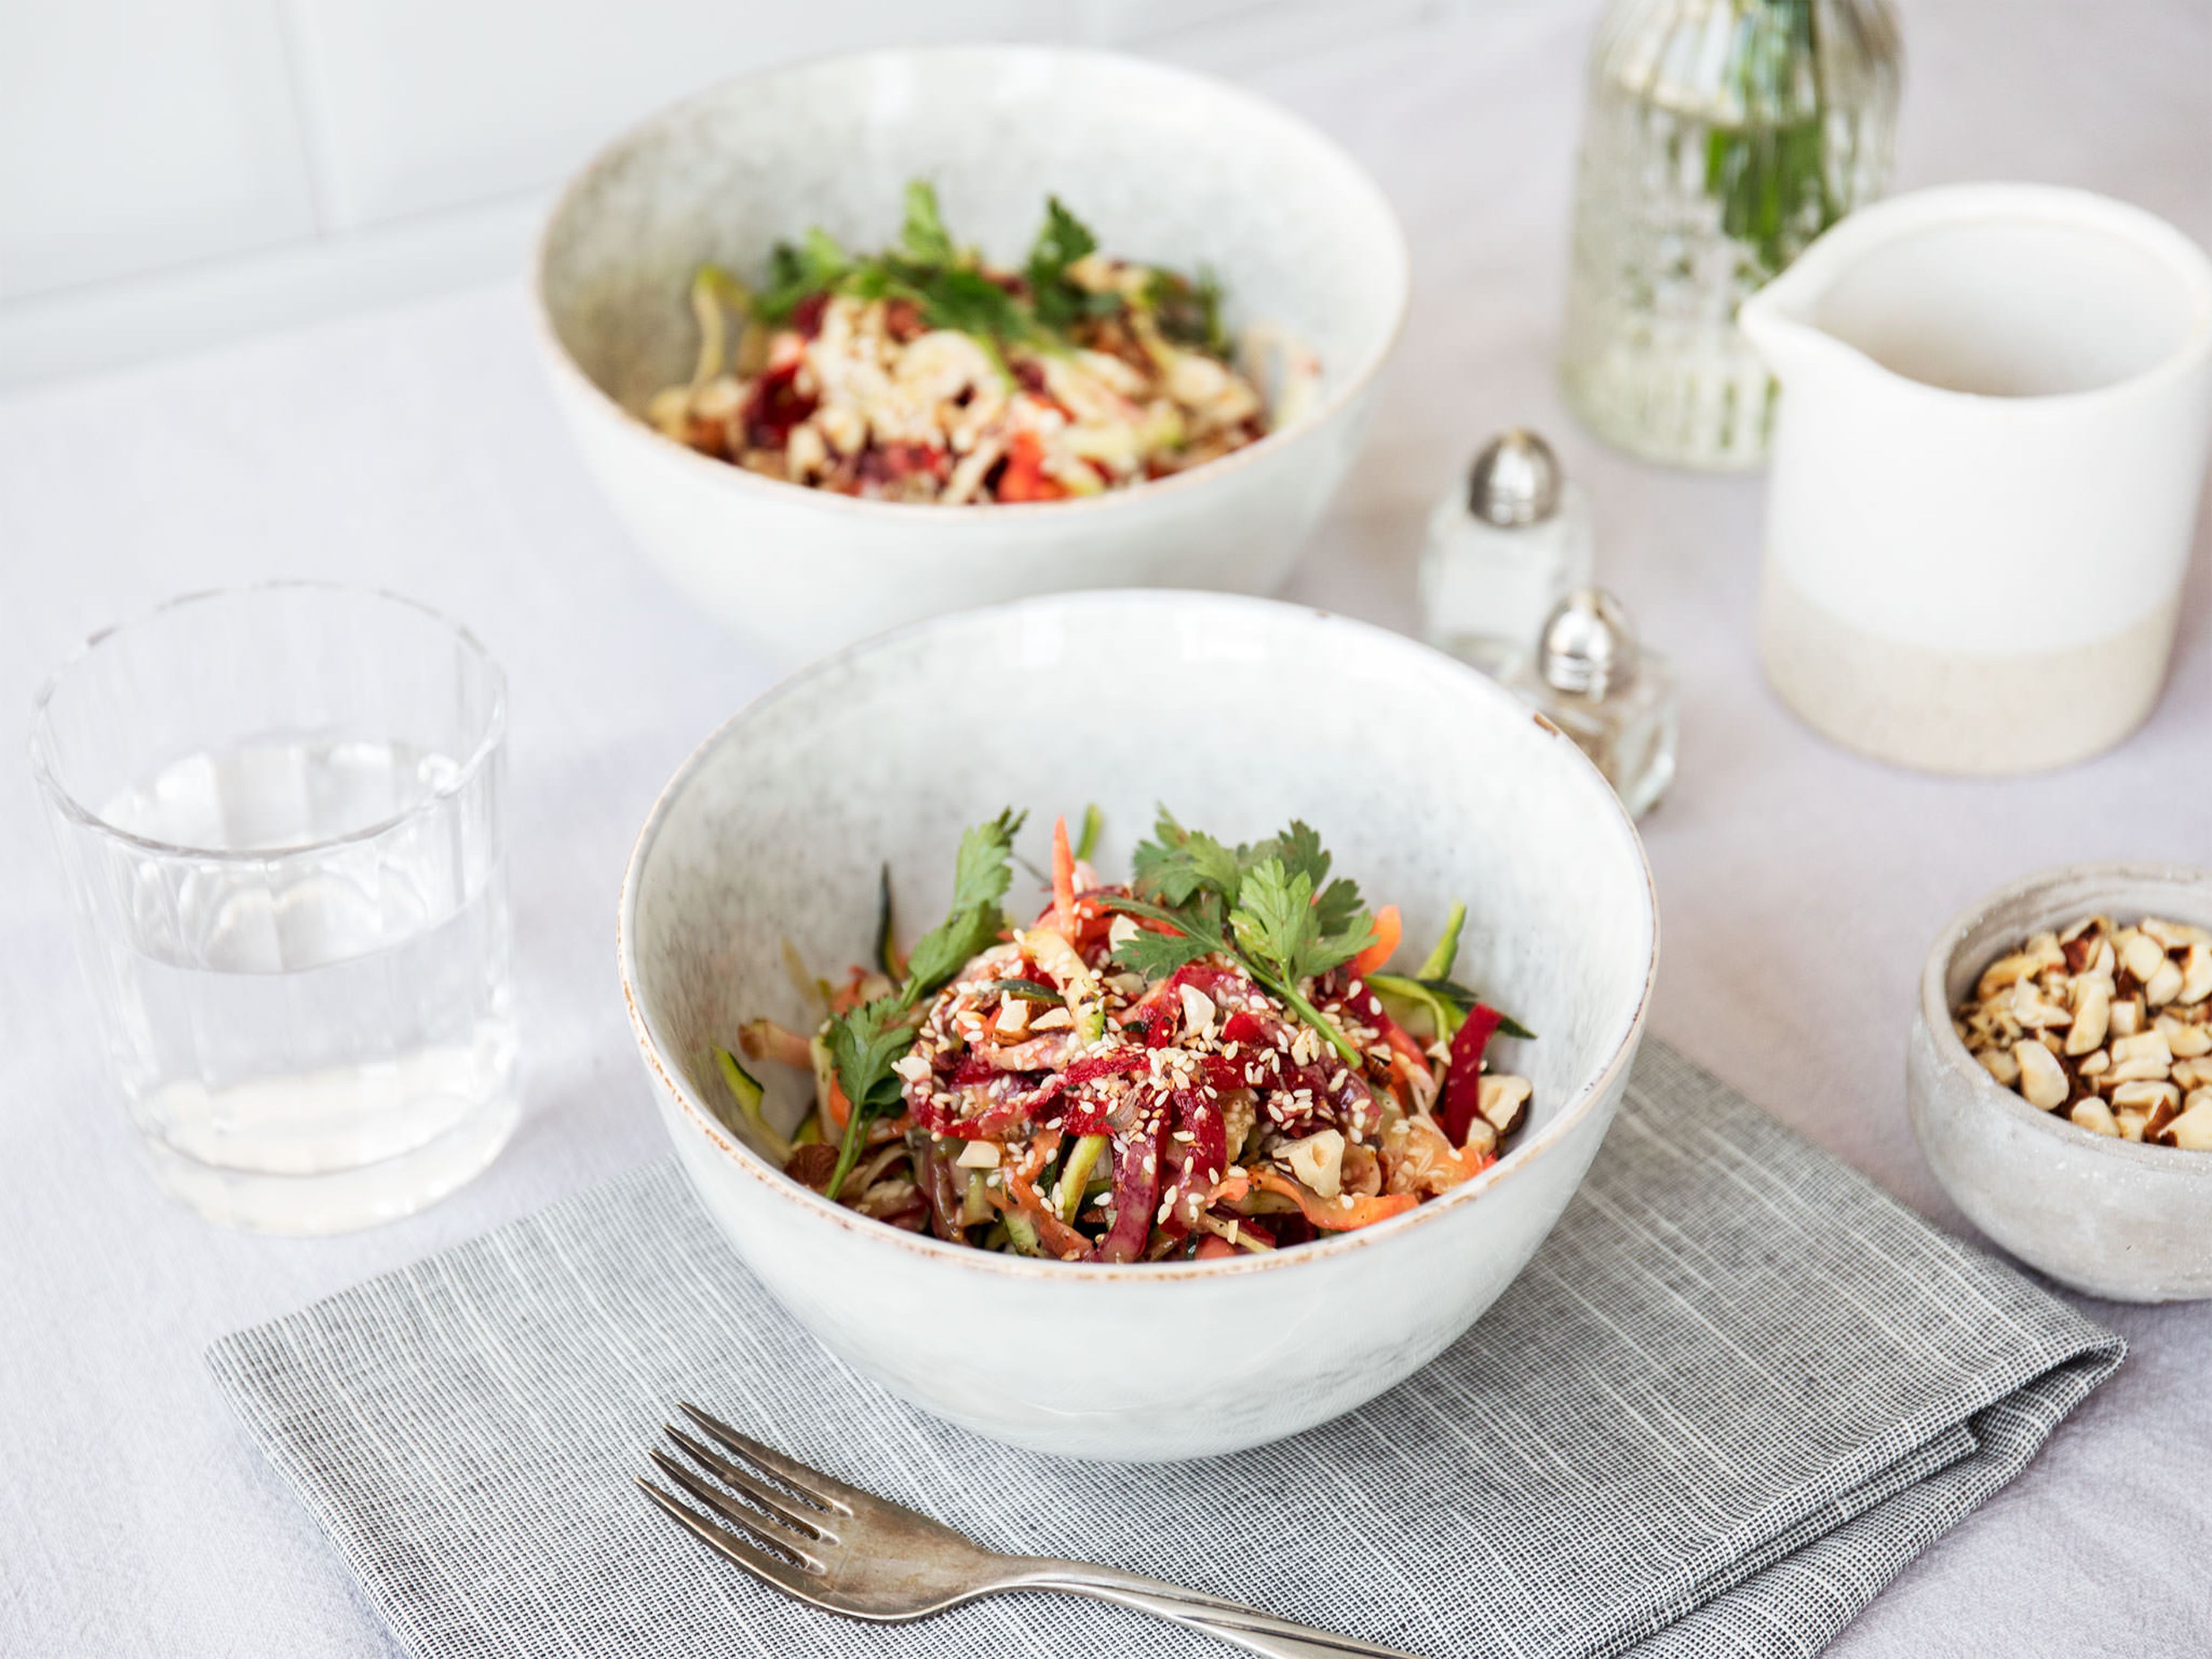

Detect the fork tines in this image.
[637,1403,844,1593]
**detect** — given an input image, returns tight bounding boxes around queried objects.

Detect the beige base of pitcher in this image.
[1759,570,2177,775]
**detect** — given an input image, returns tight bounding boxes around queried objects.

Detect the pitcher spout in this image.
[1737,259,1838,385]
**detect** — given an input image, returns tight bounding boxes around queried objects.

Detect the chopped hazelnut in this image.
[1961,915,2212,1156]
[2069,1098,2122,1138]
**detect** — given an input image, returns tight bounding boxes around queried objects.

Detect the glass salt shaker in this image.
[1508,587,1677,819]
[1419,429,1594,679]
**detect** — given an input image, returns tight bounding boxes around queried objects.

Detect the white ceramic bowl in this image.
[535,46,1409,670]
[619,592,1658,1459]
[1908,862,2212,1302]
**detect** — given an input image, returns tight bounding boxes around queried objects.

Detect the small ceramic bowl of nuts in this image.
[1908,862,2212,1302]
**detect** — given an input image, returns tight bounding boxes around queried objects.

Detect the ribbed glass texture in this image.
[1560,0,1900,468]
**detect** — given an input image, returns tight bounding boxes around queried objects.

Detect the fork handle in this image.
[1001,1560,1429,1659]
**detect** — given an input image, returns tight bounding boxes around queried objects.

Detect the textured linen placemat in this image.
[208,1044,2123,1659]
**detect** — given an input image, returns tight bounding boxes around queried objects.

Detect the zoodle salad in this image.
[719,809,1534,1263]
[647,181,1317,503]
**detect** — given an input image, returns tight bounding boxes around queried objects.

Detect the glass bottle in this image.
[1559,0,1901,469]
[1508,588,1677,819]
[1419,430,1594,680]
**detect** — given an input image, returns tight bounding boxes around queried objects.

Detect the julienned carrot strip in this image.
[824,1075,852,1132]
[1051,815,1077,940]
[1252,1166,1418,1232]
[829,965,873,1014]
[1347,904,1401,979]
[1014,1128,1063,1183]
[1437,1144,1497,1188]
[997,430,1067,503]
[998,1162,1089,1259]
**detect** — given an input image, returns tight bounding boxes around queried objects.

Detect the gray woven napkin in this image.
[208,1044,2122,1659]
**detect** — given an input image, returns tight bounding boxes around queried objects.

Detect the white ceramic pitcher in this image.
[1740,184,2212,774]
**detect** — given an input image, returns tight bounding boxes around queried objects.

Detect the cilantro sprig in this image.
[825,808,1025,1198]
[1106,809,1377,1067]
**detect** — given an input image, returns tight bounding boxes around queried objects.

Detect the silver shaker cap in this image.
[1467,429,1563,526]
[1539,587,1640,699]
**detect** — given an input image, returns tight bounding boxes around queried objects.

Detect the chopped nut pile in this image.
[1957,915,2212,1149]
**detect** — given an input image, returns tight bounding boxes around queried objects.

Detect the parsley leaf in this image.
[1145,265,1228,355]
[918,267,1030,345]
[897,807,1027,1003]
[714,180,1239,373]
[1107,891,1228,980]
[1028,195,1097,279]
[825,808,1025,1197]
[1131,806,1244,906]
[899,180,957,266]
[825,998,912,1123]
[949,807,1025,909]
[1112,813,1380,1068]
[1026,196,1122,334]
[1230,859,1376,986]
[1312,876,1368,945]
[755,228,850,323]
[1114,929,1221,980]
[1245,820,1328,888]
[900,904,1003,997]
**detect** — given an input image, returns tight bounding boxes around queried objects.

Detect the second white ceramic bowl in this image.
[620,592,1658,1459]
[1908,862,2212,1302]
[537,47,1408,669]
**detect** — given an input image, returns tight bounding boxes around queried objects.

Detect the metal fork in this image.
[638,1402,1426,1659]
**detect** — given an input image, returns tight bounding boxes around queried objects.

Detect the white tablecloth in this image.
[3,2,2207,1652]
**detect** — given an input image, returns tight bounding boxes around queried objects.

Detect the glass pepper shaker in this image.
[1419,429,1594,679]
[1508,587,1677,819]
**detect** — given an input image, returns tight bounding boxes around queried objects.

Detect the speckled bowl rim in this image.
[618,590,1660,1282]
[1920,859,2212,1171]
[530,43,1411,527]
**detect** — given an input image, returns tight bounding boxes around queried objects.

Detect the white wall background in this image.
[0,0,1442,386]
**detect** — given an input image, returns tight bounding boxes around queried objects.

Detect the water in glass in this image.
[96,736,516,1228]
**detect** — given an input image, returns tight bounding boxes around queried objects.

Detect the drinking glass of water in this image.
[31,583,520,1233]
